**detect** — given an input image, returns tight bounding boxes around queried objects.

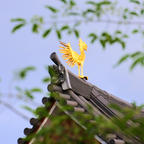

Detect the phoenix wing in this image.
[59,41,79,67]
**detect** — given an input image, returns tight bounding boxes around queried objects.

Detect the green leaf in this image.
[100,39,106,49]
[74,29,79,38]
[31,88,42,93]
[112,37,126,49]
[115,30,122,34]
[19,66,36,79]
[11,23,25,33]
[70,0,76,7]
[119,40,126,49]
[42,77,51,83]
[24,90,34,99]
[99,1,111,5]
[74,21,81,27]
[32,24,39,33]
[39,17,43,24]
[91,37,97,43]
[130,0,140,4]
[83,9,96,15]
[124,8,129,12]
[48,66,58,82]
[22,105,34,113]
[123,15,127,19]
[141,9,144,14]
[60,0,67,3]
[122,34,129,38]
[86,1,97,5]
[132,29,139,34]
[42,28,52,38]
[56,30,62,39]
[11,18,25,22]
[45,6,59,13]
[131,51,141,58]
[88,33,98,43]
[115,54,130,66]
[25,66,36,71]
[19,71,26,79]
[101,32,111,41]
[34,106,48,118]
[68,12,79,16]
[130,57,144,70]
[60,25,69,31]
[130,11,138,16]
[88,33,96,37]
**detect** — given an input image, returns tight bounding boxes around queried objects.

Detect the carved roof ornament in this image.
[59,38,88,80]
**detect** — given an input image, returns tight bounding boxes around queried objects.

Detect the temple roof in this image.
[18,52,144,144]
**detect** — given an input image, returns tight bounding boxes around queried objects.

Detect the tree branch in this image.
[1,92,41,107]
[45,18,144,25]
[0,100,29,121]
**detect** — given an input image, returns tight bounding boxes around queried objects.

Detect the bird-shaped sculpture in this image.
[59,38,88,80]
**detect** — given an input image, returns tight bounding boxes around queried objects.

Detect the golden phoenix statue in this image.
[59,38,88,80]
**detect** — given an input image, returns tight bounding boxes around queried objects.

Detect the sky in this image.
[0,0,144,144]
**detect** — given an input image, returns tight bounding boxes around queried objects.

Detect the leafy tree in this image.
[11,0,144,70]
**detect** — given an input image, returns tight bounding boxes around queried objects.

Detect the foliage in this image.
[11,0,144,70]
[11,18,26,33]
[4,66,51,115]
[32,111,97,144]
[22,91,144,144]
[115,51,144,70]
[17,66,36,79]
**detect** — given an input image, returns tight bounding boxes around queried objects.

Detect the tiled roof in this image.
[17,52,144,144]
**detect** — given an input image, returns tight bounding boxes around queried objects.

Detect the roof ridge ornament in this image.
[59,39,88,80]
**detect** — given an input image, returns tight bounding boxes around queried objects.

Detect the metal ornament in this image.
[59,38,88,80]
